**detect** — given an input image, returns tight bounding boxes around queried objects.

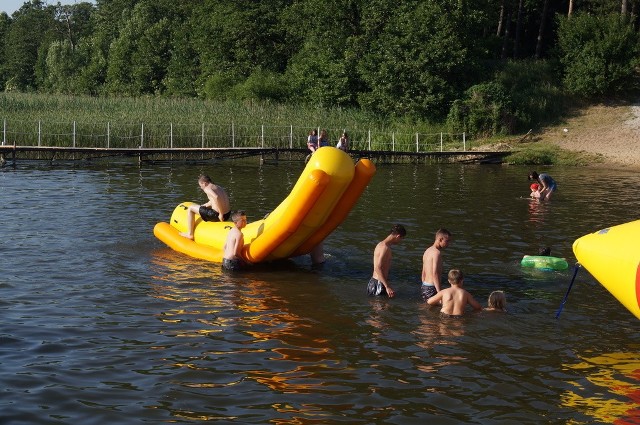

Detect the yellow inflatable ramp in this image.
[154,147,376,264]
[572,219,640,320]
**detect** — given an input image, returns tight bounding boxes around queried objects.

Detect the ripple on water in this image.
[0,163,638,424]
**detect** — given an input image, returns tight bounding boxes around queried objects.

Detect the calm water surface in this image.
[1,159,638,424]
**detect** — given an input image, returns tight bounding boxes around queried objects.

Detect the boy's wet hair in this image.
[198,174,212,184]
[391,224,407,237]
[448,269,464,284]
[231,210,246,222]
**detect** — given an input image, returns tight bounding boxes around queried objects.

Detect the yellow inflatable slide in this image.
[572,219,640,320]
[154,147,376,263]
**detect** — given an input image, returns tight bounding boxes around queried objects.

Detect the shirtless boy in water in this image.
[222,210,247,271]
[427,269,482,317]
[421,228,452,301]
[367,224,407,298]
[180,174,231,240]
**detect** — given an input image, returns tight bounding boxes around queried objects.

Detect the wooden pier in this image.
[0,144,510,166]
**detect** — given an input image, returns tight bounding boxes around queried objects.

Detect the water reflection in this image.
[561,352,640,424]
[413,309,467,373]
[527,198,549,224]
[149,248,350,406]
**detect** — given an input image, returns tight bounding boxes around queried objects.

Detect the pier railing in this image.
[1,119,470,153]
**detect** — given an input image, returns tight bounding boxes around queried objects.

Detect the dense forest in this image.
[1,0,639,137]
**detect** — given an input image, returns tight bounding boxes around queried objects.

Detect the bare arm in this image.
[427,290,444,306]
[467,293,482,311]
[203,187,219,209]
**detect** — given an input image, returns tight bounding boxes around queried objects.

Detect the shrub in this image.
[446,82,515,138]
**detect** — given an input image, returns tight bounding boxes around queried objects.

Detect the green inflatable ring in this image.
[521,255,569,271]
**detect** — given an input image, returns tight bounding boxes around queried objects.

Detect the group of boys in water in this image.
[367,225,506,317]
[178,168,556,315]
[367,170,557,317]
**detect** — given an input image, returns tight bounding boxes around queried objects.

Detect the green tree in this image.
[557,13,640,96]
[447,59,565,137]
[73,37,107,95]
[105,1,188,95]
[357,1,484,119]
[3,0,57,91]
[229,68,289,102]
[104,7,134,95]
[54,2,95,49]
[191,0,294,96]
[0,12,11,88]
[447,82,514,137]
[131,16,170,94]
[283,0,363,107]
[44,39,75,92]
[42,3,97,94]
[164,21,199,97]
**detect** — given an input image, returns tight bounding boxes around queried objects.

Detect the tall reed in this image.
[0,93,466,150]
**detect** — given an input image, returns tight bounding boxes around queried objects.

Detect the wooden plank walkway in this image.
[0,144,510,165]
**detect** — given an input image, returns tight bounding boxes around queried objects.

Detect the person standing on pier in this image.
[179,174,231,240]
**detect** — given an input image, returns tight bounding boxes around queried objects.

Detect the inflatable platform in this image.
[572,219,640,320]
[154,147,376,264]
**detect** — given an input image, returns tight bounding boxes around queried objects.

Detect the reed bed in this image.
[0,93,468,151]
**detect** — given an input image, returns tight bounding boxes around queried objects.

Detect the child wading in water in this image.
[484,290,507,312]
[529,183,541,199]
[427,269,482,317]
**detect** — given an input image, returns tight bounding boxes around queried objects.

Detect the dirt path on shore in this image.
[536,103,640,169]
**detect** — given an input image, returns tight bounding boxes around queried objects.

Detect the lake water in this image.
[1,159,639,424]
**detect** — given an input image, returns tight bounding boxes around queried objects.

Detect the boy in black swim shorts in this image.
[222,210,248,271]
[179,174,232,240]
[367,224,406,298]
[199,205,231,222]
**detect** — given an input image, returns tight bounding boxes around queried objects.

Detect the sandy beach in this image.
[536,103,640,169]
